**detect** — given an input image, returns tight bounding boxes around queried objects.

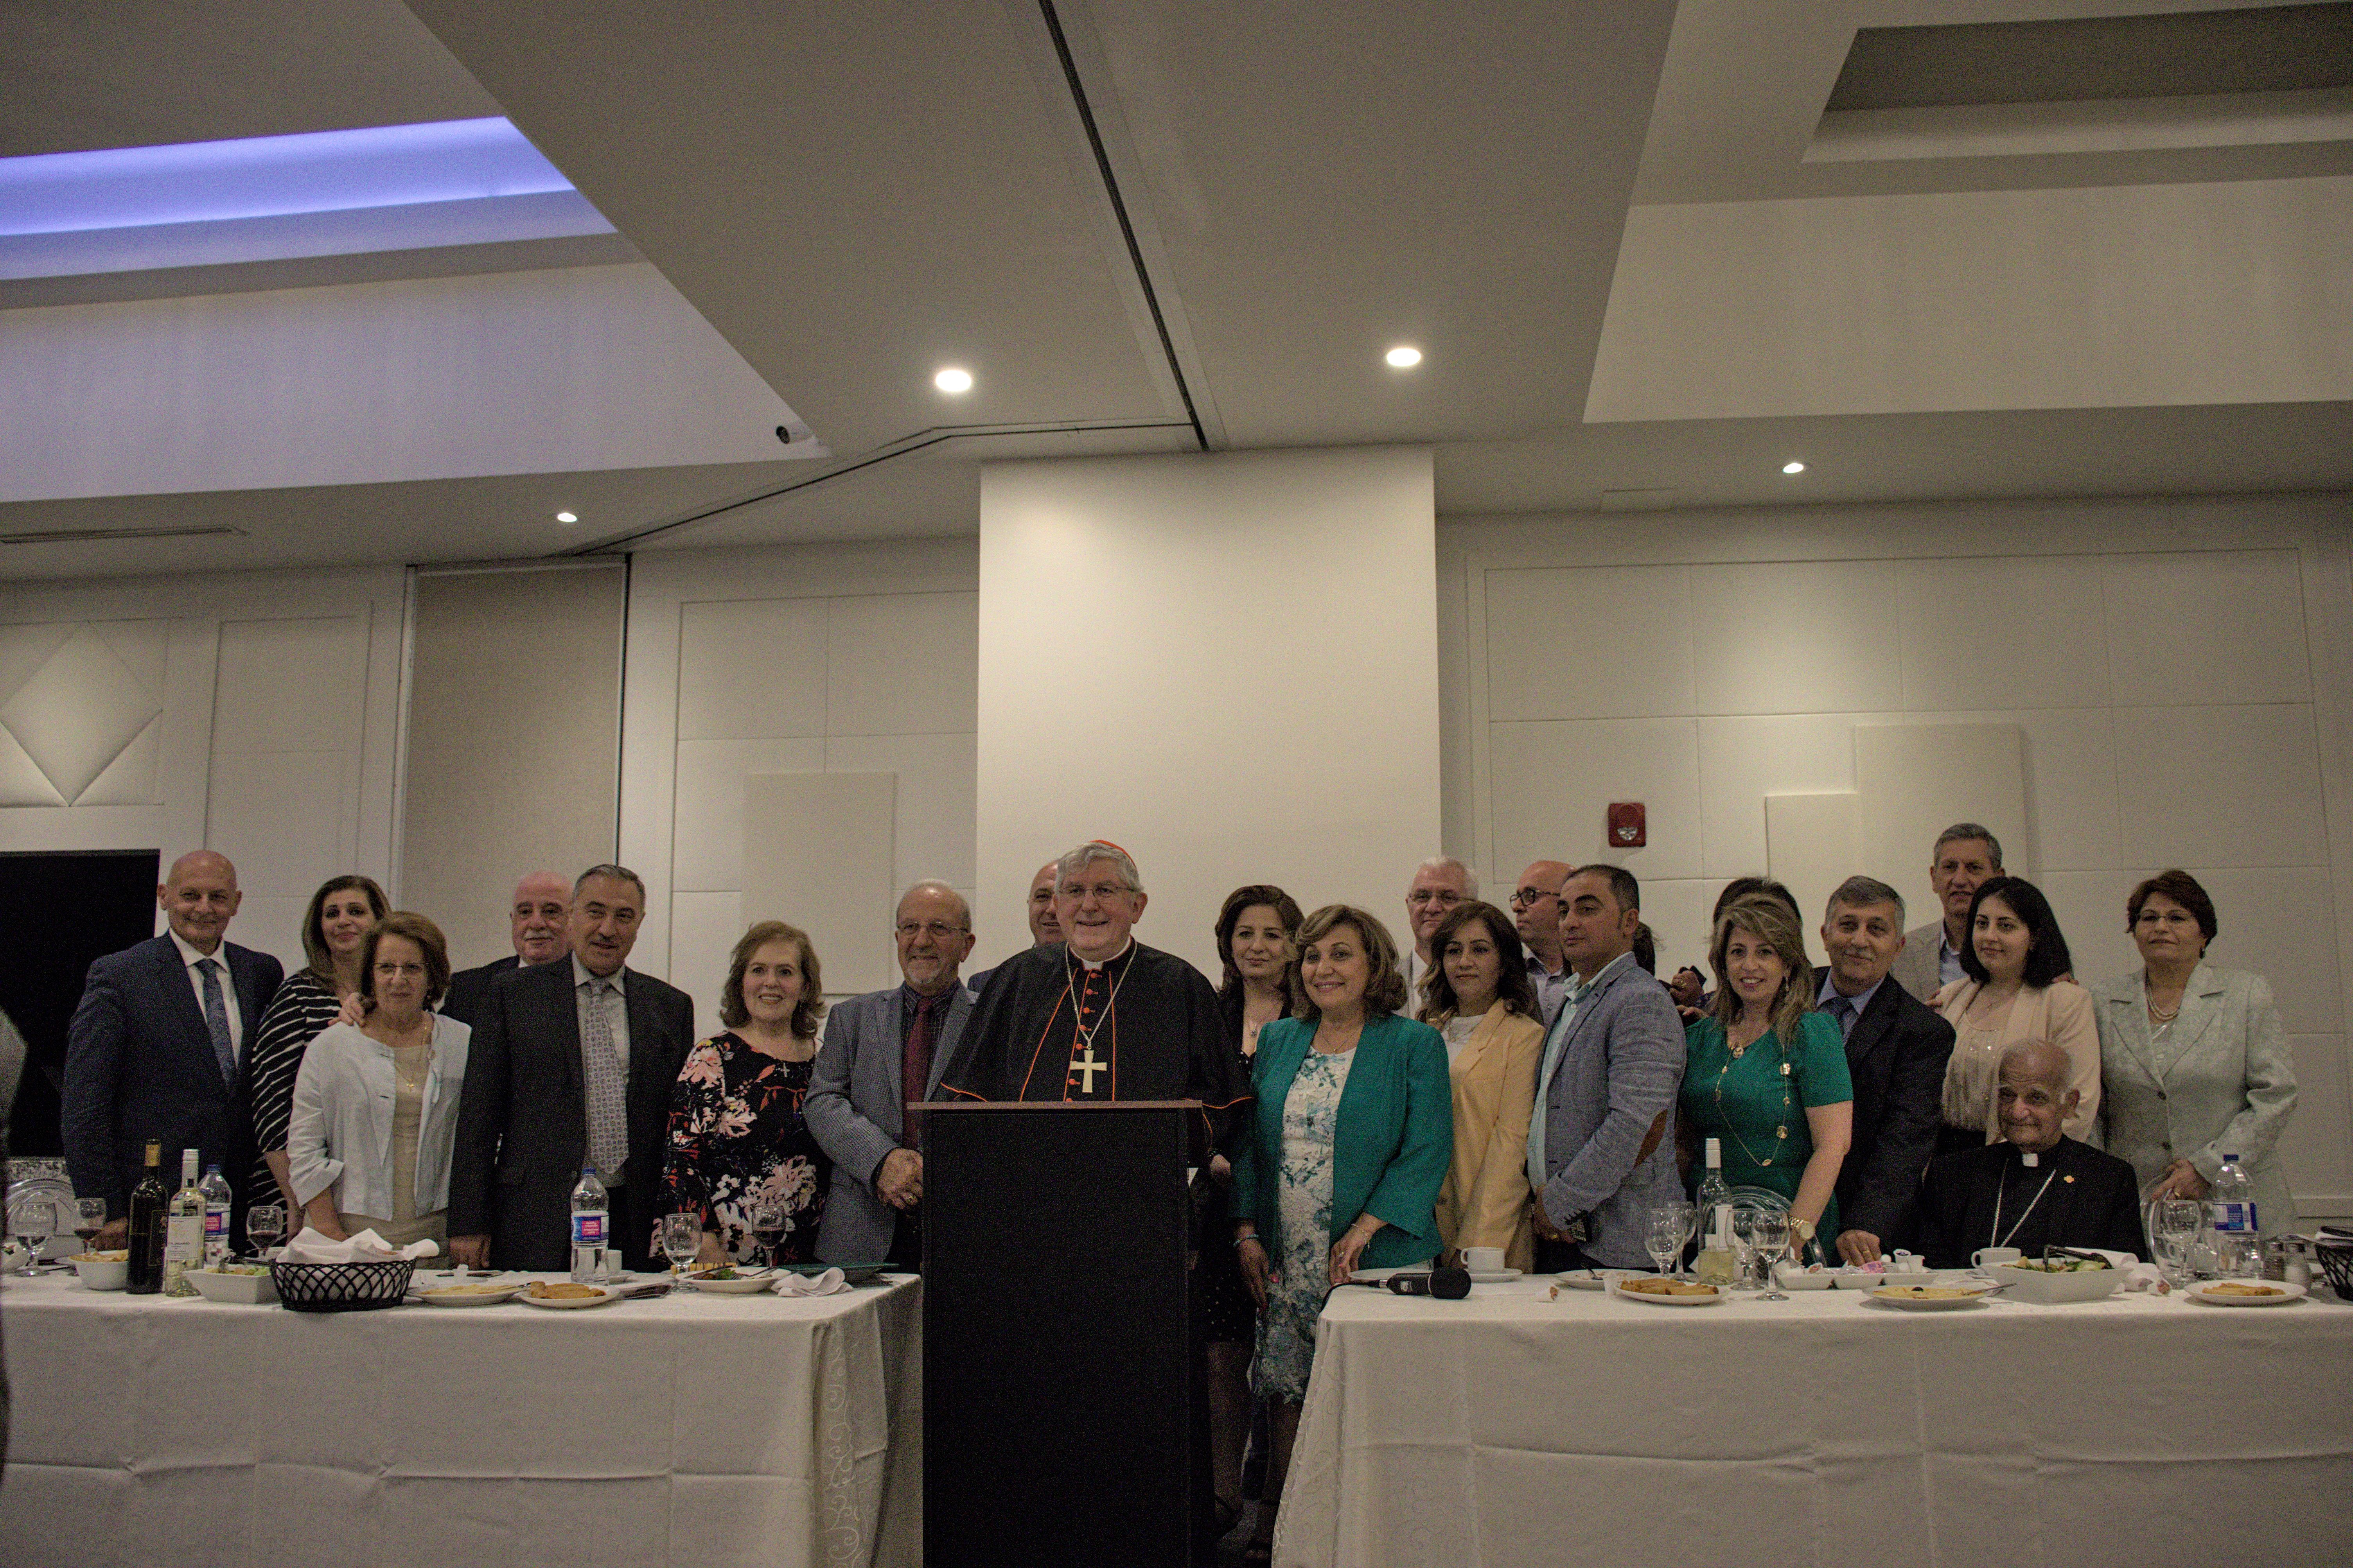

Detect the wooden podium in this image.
[922,1100,1206,1568]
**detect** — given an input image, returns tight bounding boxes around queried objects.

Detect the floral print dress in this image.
[658,1032,830,1264]
[1256,1046,1356,1403]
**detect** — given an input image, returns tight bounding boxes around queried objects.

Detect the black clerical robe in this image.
[1914,1135,2147,1268]
[937,940,1250,1152]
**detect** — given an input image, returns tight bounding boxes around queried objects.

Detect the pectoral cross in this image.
[1069,1045,1106,1094]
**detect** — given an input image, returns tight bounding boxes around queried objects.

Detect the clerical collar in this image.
[2009,1139,2065,1169]
[1072,938,1133,972]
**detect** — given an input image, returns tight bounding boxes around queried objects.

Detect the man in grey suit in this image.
[805,881,976,1270]
[63,850,283,1246]
[447,865,694,1273]
[1890,824,2003,1002]
[1526,864,1685,1273]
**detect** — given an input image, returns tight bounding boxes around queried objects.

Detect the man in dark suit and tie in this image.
[805,881,977,1270]
[439,870,573,1028]
[63,850,284,1246]
[447,864,693,1273]
[1814,875,1956,1265]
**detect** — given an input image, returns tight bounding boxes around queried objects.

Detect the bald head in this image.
[158,851,241,953]
[1996,1040,2079,1154]
[897,880,976,995]
[1027,861,1063,945]
[508,871,572,964]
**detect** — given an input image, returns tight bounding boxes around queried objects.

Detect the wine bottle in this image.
[1694,1137,1737,1287]
[127,1141,167,1294]
[163,1148,204,1297]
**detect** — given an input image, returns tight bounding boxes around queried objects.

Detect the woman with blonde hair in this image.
[1680,894,1853,1255]
[1418,900,1545,1272]
[658,920,832,1267]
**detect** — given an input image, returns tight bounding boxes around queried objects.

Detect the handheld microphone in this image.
[1345,1267,1471,1299]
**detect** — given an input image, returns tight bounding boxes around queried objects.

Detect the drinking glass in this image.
[1658,1200,1697,1279]
[2155,1197,2203,1281]
[750,1200,787,1270]
[661,1213,702,1279]
[74,1197,108,1254]
[9,1195,53,1274]
[1645,1212,1684,1279]
[1729,1208,1762,1293]
[246,1204,286,1260]
[1751,1213,1791,1299]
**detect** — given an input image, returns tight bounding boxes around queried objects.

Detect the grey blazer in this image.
[805,981,972,1264]
[1531,958,1686,1269]
[2093,964,2297,1236]
[1889,920,1949,1005]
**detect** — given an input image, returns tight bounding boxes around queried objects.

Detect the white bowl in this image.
[1990,1261,2124,1304]
[186,1267,278,1305]
[1772,1262,1837,1290]
[71,1253,128,1291]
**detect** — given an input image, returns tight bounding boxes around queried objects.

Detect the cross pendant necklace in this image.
[1064,950,1132,1096]
[1069,1046,1106,1093]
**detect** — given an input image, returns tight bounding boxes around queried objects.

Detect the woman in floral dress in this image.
[660,920,831,1265]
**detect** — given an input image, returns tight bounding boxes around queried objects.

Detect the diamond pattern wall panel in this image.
[0,623,165,804]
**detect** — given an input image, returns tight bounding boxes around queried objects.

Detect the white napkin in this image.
[279,1227,440,1265]
[771,1267,848,1296]
[2119,1261,2171,1294]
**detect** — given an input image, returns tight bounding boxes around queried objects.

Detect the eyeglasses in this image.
[2134,910,2199,928]
[1062,883,1132,902]
[1406,890,1466,908]
[1507,888,1559,909]
[895,921,969,941]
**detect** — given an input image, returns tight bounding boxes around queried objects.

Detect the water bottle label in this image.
[2213,1202,2256,1234]
[571,1211,606,1249]
[204,1209,228,1241]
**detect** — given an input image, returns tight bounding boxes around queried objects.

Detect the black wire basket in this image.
[270,1258,414,1312]
[2314,1239,2353,1302]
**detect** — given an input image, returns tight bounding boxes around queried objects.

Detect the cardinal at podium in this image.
[939,841,1249,1150]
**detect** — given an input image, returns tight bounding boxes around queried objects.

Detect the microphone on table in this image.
[1343,1267,1471,1299]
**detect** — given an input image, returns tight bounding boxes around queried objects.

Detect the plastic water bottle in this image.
[198,1163,234,1268]
[570,1167,610,1283]
[2208,1155,2261,1278]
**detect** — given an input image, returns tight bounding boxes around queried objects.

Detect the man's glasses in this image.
[895,921,969,941]
[1508,888,1559,909]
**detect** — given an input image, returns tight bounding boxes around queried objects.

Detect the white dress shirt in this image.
[169,928,245,1056]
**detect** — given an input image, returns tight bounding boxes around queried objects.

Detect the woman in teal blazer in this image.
[1230,904,1451,1565]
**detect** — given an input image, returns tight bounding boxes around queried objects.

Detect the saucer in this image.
[1466,1267,1523,1283]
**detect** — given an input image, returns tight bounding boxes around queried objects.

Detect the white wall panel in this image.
[2282,1036,2352,1210]
[1690,560,1902,715]
[2112,705,2326,868]
[2104,551,2312,708]
[743,772,896,997]
[1694,712,1870,878]
[1897,555,2112,712]
[1854,722,2026,920]
[211,617,361,750]
[1490,718,1701,883]
[78,717,163,809]
[670,737,827,894]
[1635,876,1709,985]
[1484,565,1694,721]
[2035,868,2144,993]
[205,750,346,904]
[1765,792,1859,950]
[827,593,980,736]
[2188,867,2344,1035]
[675,599,828,742]
[665,890,743,1045]
[826,732,978,893]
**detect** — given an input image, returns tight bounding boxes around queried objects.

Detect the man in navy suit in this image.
[63,850,284,1246]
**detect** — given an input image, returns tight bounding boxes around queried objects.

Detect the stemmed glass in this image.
[1751,1213,1791,1300]
[246,1204,286,1261]
[1728,1208,1763,1294]
[2154,1197,2203,1283]
[749,1200,786,1271]
[661,1213,702,1282]
[1646,1212,1686,1279]
[1659,1200,1697,1280]
[74,1198,108,1256]
[10,1194,54,1274]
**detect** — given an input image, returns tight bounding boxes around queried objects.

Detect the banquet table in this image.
[0,1270,921,1568]
[1275,1274,2353,1568]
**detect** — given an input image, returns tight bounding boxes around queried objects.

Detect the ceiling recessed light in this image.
[1781,461,1807,475]
[555,510,578,523]
[934,367,973,393]
[1385,346,1422,368]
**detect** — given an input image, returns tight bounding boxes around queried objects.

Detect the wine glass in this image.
[1646,1212,1685,1279]
[1728,1208,1762,1293]
[1659,1200,1697,1279]
[661,1213,702,1280]
[9,1194,54,1274]
[74,1197,108,1255]
[246,1204,286,1261]
[749,1200,786,1271]
[1751,1213,1791,1299]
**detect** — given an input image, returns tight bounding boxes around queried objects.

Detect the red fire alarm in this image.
[1608,802,1646,849]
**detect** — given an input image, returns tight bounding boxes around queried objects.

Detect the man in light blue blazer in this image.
[1527,864,1686,1272]
[806,882,976,1269]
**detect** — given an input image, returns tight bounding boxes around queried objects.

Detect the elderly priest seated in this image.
[1915,1040,2146,1267]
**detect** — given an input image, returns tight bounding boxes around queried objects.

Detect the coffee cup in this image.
[1972,1247,2023,1269]
[1463,1246,1506,1274]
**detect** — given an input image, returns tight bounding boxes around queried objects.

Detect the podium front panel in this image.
[924,1102,1196,1568]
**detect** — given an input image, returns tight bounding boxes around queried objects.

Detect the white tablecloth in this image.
[1277,1276,2353,1568]
[0,1270,921,1568]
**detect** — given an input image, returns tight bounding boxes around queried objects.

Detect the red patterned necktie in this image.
[902,989,945,1150]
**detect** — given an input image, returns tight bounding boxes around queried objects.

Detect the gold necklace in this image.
[1714,1023,1791,1168]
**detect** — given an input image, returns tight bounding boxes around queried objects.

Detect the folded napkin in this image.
[771,1267,848,1297]
[280,1227,440,1265]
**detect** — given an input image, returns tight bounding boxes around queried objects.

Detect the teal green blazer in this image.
[1230,1013,1453,1269]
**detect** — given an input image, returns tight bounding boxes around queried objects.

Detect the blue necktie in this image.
[195,957,236,1084]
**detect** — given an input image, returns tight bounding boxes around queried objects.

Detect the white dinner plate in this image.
[1465,1268,1522,1284]
[1868,1285,1991,1310]
[417,1283,523,1308]
[1553,1270,1606,1290]
[1613,1277,1724,1306]
[683,1273,778,1295]
[2186,1279,2307,1307]
[517,1285,620,1310]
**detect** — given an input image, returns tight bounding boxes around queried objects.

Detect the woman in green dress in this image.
[1681,893,1853,1262]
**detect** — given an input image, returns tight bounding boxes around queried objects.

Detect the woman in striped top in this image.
[246,874,386,1217]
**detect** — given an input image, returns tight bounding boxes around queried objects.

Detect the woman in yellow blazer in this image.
[1418,901,1546,1272]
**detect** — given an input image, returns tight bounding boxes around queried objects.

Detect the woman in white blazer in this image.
[287,912,471,1251]
[2094,870,2297,1236]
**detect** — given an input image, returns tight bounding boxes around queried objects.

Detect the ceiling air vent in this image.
[1,524,246,545]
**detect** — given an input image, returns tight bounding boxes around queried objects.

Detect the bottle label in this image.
[2213,1202,2256,1235]
[165,1214,203,1263]
[204,1208,228,1242]
[571,1211,606,1249]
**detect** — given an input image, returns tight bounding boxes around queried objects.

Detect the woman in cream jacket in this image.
[1418,901,1546,1272]
[1931,877,2100,1156]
